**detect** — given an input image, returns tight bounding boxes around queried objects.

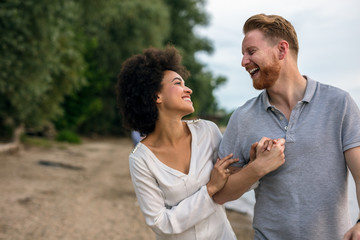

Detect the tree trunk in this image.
[0,124,24,154]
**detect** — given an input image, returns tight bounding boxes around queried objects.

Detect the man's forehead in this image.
[244,30,264,42]
[242,30,269,48]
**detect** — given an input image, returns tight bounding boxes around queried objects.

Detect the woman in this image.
[116,46,238,239]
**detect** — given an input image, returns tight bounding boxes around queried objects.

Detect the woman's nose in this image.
[185,86,192,94]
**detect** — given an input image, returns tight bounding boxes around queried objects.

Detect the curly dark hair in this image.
[116,46,190,135]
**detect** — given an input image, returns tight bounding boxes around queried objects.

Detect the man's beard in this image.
[253,56,281,90]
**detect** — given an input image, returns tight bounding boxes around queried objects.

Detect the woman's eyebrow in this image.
[171,77,183,82]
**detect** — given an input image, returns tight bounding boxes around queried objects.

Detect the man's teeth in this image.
[249,68,259,74]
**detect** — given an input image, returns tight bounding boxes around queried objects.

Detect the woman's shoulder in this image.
[184,118,218,130]
[130,143,148,162]
[184,119,222,141]
[183,118,202,125]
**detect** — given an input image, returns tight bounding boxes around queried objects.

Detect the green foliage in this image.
[163,0,226,116]
[0,0,229,138]
[0,0,86,132]
[21,135,54,148]
[56,130,82,144]
[0,122,13,142]
[55,0,171,135]
[218,110,234,127]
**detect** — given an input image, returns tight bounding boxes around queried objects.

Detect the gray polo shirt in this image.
[219,77,360,240]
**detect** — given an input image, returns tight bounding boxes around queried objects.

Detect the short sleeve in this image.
[202,120,222,164]
[341,93,360,152]
[218,109,247,167]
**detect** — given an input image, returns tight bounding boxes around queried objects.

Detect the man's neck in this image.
[267,74,306,120]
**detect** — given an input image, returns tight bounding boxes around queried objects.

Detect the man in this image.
[213,14,360,240]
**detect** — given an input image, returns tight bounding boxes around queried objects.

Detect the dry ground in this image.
[0,137,253,240]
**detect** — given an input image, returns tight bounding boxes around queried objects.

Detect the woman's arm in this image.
[213,137,285,204]
[129,154,236,235]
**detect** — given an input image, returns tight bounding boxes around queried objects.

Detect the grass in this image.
[21,135,54,148]
[56,130,82,144]
[21,130,82,148]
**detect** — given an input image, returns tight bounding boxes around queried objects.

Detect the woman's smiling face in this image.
[156,70,194,116]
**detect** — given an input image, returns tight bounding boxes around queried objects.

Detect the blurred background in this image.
[1,0,359,143]
[0,0,359,239]
[0,0,229,145]
[0,1,251,238]
[198,0,360,112]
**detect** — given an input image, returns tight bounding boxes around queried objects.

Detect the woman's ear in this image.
[156,94,162,104]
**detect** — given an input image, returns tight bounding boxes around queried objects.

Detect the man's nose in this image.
[241,55,249,67]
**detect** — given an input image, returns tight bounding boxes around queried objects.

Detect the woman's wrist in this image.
[206,183,217,197]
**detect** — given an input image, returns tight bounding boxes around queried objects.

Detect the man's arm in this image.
[343,147,360,240]
[213,137,285,204]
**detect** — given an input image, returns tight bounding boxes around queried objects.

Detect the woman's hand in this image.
[206,154,239,197]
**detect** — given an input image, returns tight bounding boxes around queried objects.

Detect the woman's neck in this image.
[144,117,189,148]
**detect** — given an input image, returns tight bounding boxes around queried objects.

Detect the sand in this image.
[0,137,253,240]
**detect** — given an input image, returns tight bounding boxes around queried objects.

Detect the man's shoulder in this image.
[309,78,347,96]
[304,77,350,103]
[232,93,264,116]
[315,81,351,105]
[226,93,265,130]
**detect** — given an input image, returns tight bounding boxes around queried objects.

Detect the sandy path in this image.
[0,137,253,240]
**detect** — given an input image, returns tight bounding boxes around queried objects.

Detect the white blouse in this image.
[129,120,236,240]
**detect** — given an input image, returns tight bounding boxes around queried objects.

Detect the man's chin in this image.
[252,79,266,90]
[253,85,264,90]
[252,75,278,90]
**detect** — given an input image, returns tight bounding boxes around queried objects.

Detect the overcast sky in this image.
[197,0,360,112]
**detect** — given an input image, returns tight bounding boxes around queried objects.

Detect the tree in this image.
[0,0,85,141]
[56,0,171,135]
[0,0,228,141]
[163,0,226,116]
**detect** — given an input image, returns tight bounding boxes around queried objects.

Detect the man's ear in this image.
[278,40,289,60]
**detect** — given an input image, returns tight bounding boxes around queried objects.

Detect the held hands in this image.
[206,154,238,197]
[250,137,286,177]
[207,137,284,197]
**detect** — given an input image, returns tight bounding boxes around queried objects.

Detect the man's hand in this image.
[251,137,286,177]
[343,222,360,240]
[249,138,282,162]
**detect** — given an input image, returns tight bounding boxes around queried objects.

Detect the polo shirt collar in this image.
[262,75,317,111]
[302,76,316,103]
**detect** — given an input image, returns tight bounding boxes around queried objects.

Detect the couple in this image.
[116,14,360,240]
